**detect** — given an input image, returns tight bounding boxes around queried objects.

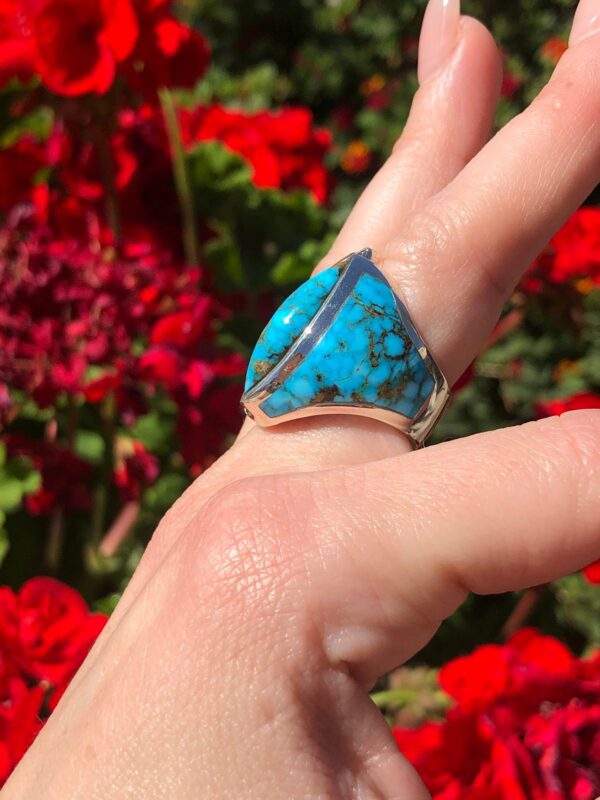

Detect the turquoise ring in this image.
[241,249,450,447]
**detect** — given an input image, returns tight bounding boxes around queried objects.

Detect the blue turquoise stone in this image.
[244,267,341,391]
[257,270,435,420]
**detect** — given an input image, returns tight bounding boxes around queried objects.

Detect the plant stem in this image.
[501,586,543,640]
[90,393,116,547]
[99,500,140,557]
[369,689,414,709]
[46,507,65,573]
[159,87,200,266]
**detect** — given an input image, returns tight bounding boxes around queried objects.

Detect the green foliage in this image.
[555,574,600,647]
[0,443,41,567]
[188,140,330,294]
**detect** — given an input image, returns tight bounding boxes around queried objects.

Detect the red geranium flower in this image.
[0,656,44,786]
[5,435,93,516]
[0,578,107,706]
[395,631,600,799]
[0,137,46,212]
[182,104,333,203]
[583,559,600,584]
[0,0,139,96]
[124,0,210,96]
[114,440,159,501]
[525,207,600,289]
[535,392,600,418]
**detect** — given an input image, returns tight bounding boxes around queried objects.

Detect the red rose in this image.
[0,578,107,704]
[0,0,139,96]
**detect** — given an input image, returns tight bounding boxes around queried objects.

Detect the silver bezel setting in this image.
[241,249,451,447]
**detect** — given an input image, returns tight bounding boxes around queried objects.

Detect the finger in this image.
[303,410,600,686]
[323,11,502,265]
[378,21,600,383]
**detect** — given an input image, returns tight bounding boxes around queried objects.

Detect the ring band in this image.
[241,249,450,447]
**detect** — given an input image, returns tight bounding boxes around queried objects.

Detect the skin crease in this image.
[5,3,600,799]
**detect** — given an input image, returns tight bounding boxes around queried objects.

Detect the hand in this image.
[6,1,600,797]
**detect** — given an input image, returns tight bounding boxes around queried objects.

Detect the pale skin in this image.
[5,0,600,797]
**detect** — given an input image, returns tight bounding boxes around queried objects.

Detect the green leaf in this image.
[20,468,41,495]
[75,430,105,465]
[93,592,121,615]
[554,573,600,646]
[0,477,25,512]
[270,235,334,286]
[143,473,189,514]
[187,140,252,193]
[131,410,176,455]
[203,225,245,289]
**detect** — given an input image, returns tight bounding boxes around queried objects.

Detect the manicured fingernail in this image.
[569,0,600,46]
[418,0,461,84]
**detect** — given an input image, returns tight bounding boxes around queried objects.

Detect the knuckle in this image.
[525,410,600,537]
[530,45,600,134]
[553,409,600,475]
[183,476,313,615]
[382,202,471,289]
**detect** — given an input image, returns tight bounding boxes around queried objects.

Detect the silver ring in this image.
[241,249,450,447]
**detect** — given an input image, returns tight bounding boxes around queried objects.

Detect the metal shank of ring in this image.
[241,249,451,447]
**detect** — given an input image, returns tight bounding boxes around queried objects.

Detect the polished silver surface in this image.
[241,249,451,447]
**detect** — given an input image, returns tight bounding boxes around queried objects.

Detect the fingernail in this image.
[569,0,600,46]
[418,0,461,84]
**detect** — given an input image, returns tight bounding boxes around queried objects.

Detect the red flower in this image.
[340,140,372,175]
[150,305,210,348]
[124,0,210,96]
[501,71,522,100]
[5,435,93,515]
[114,441,159,501]
[583,559,600,584]
[83,371,122,403]
[177,382,242,475]
[0,656,43,786]
[440,645,512,710]
[0,578,107,705]
[0,137,46,212]
[535,392,600,418]
[394,632,600,800]
[525,207,600,289]
[137,347,180,388]
[0,0,139,96]
[541,37,568,65]
[182,104,333,203]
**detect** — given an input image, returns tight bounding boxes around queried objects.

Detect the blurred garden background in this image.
[0,0,599,794]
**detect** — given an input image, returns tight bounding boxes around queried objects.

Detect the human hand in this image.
[5,0,600,797]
